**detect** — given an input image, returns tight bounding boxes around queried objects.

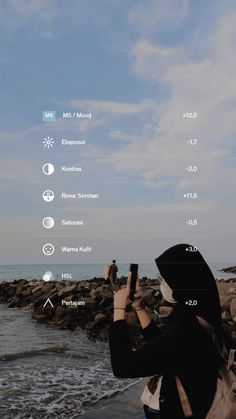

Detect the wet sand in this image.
[82,379,145,419]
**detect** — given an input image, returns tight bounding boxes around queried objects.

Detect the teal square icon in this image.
[42,111,56,122]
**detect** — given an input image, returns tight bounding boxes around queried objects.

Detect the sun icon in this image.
[43,137,54,148]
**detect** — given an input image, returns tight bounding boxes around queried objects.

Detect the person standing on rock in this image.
[109,244,229,419]
[108,260,118,285]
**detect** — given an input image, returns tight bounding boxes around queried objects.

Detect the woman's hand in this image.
[113,275,131,310]
[131,276,144,310]
[113,273,143,310]
[113,273,151,327]
[113,273,143,308]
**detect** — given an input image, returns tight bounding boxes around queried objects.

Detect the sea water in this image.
[0,305,140,418]
[0,262,234,283]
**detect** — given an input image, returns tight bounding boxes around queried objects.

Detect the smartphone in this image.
[129,264,138,301]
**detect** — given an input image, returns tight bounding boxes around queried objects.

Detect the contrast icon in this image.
[42,190,55,202]
[42,217,55,229]
[43,137,54,148]
[42,243,55,256]
[42,271,54,282]
[43,163,55,176]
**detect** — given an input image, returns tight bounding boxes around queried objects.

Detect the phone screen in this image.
[0,1,236,418]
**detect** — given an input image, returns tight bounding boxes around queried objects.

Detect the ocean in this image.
[0,262,235,283]
[0,305,141,418]
[0,262,235,418]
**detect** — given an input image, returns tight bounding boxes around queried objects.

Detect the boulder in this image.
[21,289,31,297]
[221,297,233,313]
[53,305,66,321]
[8,297,20,308]
[84,299,97,311]
[58,285,77,297]
[221,266,236,274]
[32,306,54,321]
[84,321,96,331]
[99,297,113,309]
[230,298,236,321]
[16,283,26,294]
[94,313,106,323]
[143,293,157,307]
[32,283,45,294]
[228,287,236,295]
[222,311,232,321]
[42,282,55,294]
[99,327,109,340]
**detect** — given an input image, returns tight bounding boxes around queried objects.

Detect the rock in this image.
[58,285,77,297]
[99,297,113,309]
[94,313,106,323]
[99,327,108,340]
[230,298,236,321]
[221,311,232,321]
[84,299,97,311]
[85,321,96,331]
[99,285,114,296]
[32,306,54,321]
[221,296,233,312]
[228,287,236,295]
[143,293,156,307]
[53,305,66,321]
[31,283,45,295]
[221,266,236,274]
[4,275,224,342]
[21,289,31,297]
[8,297,20,308]
[89,288,97,299]
[55,283,64,291]
[77,286,91,296]
[42,283,55,294]
[16,283,26,294]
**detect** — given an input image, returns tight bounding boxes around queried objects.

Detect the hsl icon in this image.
[42,111,56,122]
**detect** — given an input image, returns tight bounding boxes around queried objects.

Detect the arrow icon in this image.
[43,298,54,308]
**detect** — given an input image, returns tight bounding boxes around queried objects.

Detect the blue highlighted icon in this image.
[42,111,56,122]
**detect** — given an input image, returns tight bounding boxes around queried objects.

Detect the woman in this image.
[108,244,225,418]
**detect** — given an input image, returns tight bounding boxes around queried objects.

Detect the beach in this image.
[0,270,236,418]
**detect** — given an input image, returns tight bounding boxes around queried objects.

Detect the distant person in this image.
[109,244,235,418]
[108,260,118,284]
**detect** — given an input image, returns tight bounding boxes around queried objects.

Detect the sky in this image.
[0,0,236,264]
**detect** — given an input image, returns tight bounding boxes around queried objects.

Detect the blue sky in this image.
[0,0,236,264]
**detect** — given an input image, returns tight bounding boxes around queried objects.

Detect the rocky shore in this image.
[1,277,236,348]
[220,266,236,274]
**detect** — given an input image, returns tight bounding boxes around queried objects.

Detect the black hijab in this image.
[155,244,223,349]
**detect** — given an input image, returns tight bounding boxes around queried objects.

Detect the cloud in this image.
[100,11,236,201]
[128,0,189,34]
[0,0,59,38]
[131,39,184,81]
[68,98,156,115]
[8,0,55,18]
[0,159,39,181]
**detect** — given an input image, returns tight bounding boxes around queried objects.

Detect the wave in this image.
[95,378,143,401]
[0,345,96,362]
[0,345,68,361]
[0,355,142,418]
